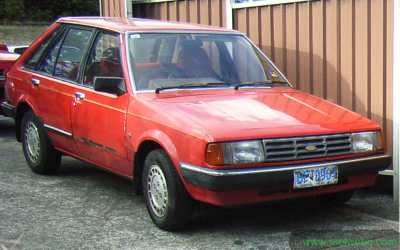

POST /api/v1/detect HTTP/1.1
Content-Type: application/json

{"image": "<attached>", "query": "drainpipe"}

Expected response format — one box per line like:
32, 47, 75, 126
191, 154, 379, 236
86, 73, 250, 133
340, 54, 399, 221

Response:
125, 0, 133, 18
225, 0, 233, 29
99, 0, 103, 16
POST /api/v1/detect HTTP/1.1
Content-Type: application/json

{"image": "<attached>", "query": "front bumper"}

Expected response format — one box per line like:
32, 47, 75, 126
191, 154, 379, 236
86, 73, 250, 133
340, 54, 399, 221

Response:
1, 101, 16, 117
180, 154, 391, 192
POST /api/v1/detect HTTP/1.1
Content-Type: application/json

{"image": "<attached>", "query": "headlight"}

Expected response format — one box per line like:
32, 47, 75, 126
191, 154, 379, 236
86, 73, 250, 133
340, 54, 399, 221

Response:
206, 141, 264, 165
351, 131, 382, 153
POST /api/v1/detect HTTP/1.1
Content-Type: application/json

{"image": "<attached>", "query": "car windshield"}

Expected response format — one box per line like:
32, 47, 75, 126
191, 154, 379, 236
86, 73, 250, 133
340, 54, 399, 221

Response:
127, 33, 287, 91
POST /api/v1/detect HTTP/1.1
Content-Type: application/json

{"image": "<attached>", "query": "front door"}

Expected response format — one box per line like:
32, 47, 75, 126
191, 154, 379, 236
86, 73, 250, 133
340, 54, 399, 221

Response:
71, 31, 130, 176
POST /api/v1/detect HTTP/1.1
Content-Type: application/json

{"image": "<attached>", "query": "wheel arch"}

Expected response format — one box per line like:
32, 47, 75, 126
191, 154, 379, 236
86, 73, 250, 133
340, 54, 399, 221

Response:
132, 131, 180, 194
15, 101, 34, 141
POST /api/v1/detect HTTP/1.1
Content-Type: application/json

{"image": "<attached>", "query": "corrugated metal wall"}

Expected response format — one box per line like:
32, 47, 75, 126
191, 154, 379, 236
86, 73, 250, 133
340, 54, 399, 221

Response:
131, 0, 226, 27
233, 0, 393, 154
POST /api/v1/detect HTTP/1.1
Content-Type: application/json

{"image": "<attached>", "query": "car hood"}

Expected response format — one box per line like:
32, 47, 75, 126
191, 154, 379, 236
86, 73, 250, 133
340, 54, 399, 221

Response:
136, 88, 379, 142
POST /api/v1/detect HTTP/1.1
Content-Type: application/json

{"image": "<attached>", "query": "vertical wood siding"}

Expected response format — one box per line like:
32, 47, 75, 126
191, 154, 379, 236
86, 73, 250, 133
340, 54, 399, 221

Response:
234, 0, 393, 155
132, 0, 226, 27
101, 0, 126, 17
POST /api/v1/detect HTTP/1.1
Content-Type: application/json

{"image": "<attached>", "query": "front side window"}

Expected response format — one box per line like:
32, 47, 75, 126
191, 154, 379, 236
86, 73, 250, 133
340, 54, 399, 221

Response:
54, 28, 93, 82
83, 32, 122, 86
127, 33, 286, 91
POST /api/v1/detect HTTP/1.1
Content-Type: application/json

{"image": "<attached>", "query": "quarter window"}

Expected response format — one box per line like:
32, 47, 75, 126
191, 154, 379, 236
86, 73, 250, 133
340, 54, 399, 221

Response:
83, 32, 122, 86
37, 38, 63, 75
24, 26, 64, 70
54, 28, 93, 82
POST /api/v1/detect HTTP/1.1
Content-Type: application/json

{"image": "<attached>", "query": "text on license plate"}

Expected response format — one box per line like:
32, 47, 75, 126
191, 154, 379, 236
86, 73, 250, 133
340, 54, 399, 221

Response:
294, 166, 338, 189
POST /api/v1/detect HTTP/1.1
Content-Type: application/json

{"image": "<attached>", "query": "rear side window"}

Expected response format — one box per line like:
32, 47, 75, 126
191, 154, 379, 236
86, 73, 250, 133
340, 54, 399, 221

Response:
54, 28, 93, 82
24, 26, 64, 69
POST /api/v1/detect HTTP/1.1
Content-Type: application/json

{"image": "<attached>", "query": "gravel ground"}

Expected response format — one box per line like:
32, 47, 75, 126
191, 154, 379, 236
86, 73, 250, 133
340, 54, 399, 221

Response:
0, 117, 398, 250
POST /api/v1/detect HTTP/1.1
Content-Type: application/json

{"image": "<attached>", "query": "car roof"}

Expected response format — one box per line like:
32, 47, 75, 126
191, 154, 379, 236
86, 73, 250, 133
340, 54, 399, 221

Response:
58, 17, 238, 34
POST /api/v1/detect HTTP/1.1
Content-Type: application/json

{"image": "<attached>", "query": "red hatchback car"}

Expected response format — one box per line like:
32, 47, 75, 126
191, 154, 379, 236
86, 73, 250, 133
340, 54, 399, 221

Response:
1, 17, 391, 230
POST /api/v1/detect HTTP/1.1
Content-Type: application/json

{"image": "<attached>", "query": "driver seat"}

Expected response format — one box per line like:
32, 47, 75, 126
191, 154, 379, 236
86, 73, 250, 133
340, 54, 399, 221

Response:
177, 41, 216, 78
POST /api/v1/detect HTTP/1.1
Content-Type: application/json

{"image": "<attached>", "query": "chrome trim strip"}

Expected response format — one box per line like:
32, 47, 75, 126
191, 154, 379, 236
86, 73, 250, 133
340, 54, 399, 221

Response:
379, 169, 394, 176
44, 124, 72, 137
1, 102, 15, 110
125, 32, 137, 92
180, 155, 391, 177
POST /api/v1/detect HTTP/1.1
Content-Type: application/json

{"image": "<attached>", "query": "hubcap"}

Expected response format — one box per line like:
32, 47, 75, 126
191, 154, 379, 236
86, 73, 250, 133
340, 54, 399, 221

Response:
147, 164, 168, 218
25, 121, 40, 163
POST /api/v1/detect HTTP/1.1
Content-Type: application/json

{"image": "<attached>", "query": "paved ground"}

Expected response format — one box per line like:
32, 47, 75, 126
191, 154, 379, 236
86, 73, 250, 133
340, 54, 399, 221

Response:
0, 117, 399, 250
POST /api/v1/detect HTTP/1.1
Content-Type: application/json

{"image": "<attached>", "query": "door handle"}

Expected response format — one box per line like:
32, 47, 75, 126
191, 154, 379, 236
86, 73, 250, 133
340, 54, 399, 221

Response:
31, 78, 40, 86
74, 92, 85, 102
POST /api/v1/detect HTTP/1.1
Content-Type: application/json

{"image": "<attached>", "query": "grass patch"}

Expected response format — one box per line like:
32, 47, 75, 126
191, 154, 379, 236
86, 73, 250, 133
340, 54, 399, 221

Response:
0, 25, 48, 45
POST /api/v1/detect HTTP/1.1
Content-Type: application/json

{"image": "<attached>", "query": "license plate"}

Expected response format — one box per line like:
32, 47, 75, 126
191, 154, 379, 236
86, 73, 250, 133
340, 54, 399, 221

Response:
294, 166, 338, 189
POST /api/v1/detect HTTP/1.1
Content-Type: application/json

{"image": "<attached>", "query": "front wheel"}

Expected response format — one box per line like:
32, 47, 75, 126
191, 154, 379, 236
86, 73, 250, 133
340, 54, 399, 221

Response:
142, 149, 193, 230
21, 111, 61, 174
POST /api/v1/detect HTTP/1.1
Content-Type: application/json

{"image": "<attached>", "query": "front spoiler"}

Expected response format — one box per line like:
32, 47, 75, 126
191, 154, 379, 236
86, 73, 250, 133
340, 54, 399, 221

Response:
180, 154, 392, 191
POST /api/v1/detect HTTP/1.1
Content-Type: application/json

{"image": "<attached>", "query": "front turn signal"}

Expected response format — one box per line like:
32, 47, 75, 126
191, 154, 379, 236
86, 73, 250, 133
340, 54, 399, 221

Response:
205, 143, 224, 166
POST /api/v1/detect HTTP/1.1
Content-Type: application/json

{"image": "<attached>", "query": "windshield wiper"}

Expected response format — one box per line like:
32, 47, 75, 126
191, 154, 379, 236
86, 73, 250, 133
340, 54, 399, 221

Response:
155, 82, 230, 94
234, 80, 289, 90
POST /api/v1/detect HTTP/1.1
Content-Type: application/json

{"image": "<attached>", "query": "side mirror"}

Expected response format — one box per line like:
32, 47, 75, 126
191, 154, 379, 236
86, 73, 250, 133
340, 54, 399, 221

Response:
13, 46, 28, 55
93, 77, 126, 96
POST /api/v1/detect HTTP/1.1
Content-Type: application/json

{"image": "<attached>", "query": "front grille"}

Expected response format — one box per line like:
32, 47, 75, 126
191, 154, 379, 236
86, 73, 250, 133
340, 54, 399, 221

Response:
263, 134, 352, 162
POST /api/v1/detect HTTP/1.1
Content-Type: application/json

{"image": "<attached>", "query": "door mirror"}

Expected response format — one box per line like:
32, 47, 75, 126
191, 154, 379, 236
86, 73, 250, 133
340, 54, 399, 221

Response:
13, 46, 28, 55
93, 77, 126, 96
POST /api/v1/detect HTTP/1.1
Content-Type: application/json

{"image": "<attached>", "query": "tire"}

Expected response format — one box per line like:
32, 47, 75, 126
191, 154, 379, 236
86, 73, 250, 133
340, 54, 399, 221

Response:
319, 190, 354, 204
142, 149, 193, 230
21, 110, 61, 174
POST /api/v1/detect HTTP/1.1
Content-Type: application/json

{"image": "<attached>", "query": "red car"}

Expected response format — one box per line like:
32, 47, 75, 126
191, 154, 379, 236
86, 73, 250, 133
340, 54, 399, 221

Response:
1, 17, 391, 230
0, 46, 20, 112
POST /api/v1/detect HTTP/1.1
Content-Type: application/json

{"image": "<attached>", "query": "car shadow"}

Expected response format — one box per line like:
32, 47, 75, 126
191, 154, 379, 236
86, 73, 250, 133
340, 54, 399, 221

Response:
57, 157, 136, 197
54, 156, 346, 232
189, 196, 341, 232
0, 117, 15, 139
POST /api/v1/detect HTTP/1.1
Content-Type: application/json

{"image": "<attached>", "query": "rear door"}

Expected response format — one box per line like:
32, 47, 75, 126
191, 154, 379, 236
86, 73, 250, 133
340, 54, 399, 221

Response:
23, 25, 94, 154
71, 31, 130, 175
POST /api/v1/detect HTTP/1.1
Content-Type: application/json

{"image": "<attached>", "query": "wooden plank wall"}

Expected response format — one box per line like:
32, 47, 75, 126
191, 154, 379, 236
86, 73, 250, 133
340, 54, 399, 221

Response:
101, 0, 126, 17
234, 0, 393, 155
131, 0, 226, 27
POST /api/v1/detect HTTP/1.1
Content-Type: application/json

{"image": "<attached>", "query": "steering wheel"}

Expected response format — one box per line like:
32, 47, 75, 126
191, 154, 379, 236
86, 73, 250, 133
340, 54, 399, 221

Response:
160, 63, 185, 79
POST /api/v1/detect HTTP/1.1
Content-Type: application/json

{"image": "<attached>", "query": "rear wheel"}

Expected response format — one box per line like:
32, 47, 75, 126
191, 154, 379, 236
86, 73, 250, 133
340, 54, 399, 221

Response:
21, 111, 61, 174
142, 149, 193, 230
